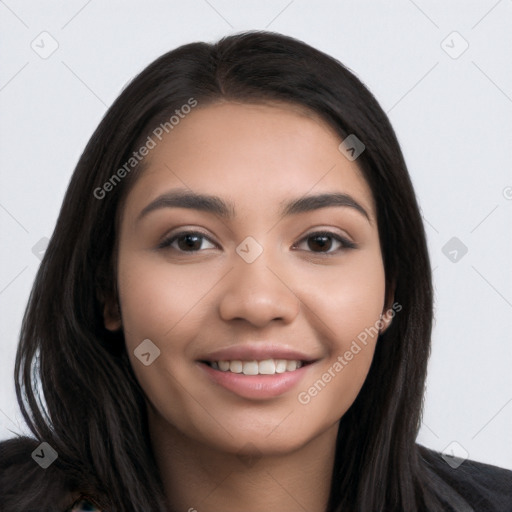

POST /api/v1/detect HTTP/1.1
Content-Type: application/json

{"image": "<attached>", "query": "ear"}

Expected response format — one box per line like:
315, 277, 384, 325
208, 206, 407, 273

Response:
379, 282, 397, 334
103, 297, 122, 331
378, 308, 394, 334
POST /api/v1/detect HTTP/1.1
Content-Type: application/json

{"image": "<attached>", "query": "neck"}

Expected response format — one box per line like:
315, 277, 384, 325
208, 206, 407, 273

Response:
147, 408, 338, 512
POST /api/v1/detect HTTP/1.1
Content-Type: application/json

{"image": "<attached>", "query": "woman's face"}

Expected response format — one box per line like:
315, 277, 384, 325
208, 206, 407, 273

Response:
105, 102, 391, 456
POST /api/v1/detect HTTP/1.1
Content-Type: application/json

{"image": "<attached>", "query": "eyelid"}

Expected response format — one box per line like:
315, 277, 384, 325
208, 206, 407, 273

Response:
157, 228, 218, 250
293, 229, 357, 252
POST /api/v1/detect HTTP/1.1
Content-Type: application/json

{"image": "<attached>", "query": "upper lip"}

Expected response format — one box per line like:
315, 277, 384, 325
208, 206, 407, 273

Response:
198, 343, 318, 363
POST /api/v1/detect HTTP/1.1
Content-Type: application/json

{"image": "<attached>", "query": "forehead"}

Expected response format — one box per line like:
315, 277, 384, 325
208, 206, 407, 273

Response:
122, 102, 375, 222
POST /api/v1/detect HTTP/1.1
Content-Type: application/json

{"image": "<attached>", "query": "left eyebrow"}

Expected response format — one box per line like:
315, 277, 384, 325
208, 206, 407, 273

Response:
136, 188, 371, 224
280, 192, 371, 223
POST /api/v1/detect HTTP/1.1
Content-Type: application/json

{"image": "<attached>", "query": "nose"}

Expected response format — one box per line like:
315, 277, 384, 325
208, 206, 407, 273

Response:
218, 247, 300, 328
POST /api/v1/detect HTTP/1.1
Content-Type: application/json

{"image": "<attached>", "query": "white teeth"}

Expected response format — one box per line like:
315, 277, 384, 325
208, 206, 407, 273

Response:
275, 359, 287, 373
243, 361, 259, 375
286, 360, 297, 372
258, 359, 276, 375
229, 360, 243, 373
218, 361, 230, 371
209, 358, 305, 375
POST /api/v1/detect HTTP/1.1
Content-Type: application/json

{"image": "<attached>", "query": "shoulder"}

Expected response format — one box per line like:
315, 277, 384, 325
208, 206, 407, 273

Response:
0, 435, 101, 512
417, 443, 512, 512
65, 498, 103, 511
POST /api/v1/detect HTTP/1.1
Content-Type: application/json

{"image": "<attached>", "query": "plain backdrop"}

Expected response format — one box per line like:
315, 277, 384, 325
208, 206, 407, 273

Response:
1, 0, 511, 470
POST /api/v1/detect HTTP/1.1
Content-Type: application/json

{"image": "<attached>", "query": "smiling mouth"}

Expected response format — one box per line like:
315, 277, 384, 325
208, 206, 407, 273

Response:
200, 358, 313, 375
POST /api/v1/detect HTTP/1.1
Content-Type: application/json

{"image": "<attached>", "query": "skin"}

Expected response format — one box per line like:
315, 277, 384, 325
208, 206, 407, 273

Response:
104, 102, 393, 512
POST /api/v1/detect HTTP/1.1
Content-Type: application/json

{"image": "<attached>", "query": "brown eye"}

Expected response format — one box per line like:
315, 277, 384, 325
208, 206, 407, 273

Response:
307, 233, 333, 252
294, 231, 356, 254
158, 231, 216, 252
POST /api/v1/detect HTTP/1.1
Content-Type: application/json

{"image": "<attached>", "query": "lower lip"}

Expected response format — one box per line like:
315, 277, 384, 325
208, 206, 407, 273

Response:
198, 362, 312, 400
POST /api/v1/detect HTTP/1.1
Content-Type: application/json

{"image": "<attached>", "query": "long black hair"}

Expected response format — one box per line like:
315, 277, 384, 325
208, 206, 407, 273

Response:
11, 30, 440, 511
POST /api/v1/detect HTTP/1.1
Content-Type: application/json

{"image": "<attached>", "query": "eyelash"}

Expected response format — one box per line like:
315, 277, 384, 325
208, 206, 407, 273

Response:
157, 230, 357, 255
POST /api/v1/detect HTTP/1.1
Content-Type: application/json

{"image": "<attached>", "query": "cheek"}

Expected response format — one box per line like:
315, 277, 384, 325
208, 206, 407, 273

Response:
293, 251, 385, 417
115, 253, 215, 398
115, 253, 223, 435
116, 253, 222, 344
296, 249, 386, 348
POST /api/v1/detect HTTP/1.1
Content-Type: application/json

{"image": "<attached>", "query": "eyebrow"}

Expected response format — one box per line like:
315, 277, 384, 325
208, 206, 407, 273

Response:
136, 188, 371, 224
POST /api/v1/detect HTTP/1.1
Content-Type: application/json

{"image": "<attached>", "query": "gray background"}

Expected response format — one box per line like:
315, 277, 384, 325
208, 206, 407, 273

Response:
1, 0, 511, 469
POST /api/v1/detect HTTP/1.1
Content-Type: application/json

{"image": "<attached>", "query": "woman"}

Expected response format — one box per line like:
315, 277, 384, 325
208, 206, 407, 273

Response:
1, 31, 510, 512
